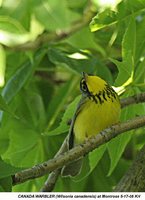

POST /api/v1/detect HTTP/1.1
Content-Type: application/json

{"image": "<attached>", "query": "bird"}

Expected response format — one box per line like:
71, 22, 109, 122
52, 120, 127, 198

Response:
61, 72, 121, 177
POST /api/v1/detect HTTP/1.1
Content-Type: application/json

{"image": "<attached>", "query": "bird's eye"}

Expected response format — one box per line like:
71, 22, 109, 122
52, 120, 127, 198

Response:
80, 79, 88, 92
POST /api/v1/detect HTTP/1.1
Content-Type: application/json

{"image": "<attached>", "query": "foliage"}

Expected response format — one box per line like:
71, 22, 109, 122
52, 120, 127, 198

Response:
0, 0, 145, 192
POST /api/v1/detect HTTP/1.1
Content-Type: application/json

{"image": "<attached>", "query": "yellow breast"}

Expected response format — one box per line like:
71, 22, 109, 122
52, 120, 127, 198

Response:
73, 95, 121, 144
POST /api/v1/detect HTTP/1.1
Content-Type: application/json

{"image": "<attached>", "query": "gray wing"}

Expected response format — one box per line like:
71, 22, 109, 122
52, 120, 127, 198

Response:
61, 96, 87, 177
68, 96, 87, 149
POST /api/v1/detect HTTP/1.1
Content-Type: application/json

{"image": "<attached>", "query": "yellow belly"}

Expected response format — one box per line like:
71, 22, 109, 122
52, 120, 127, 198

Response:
73, 98, 121, 144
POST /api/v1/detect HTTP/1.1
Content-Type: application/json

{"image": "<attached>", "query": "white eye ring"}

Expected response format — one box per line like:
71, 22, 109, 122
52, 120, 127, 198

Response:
82, 83, 87, 91
80, 79, 88, 92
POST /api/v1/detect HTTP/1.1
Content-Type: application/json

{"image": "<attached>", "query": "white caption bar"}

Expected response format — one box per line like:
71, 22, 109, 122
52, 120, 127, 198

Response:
0, 192, 144, 200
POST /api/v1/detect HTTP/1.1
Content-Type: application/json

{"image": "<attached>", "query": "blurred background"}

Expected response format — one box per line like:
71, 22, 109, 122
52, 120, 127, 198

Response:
0, 0, 145, 192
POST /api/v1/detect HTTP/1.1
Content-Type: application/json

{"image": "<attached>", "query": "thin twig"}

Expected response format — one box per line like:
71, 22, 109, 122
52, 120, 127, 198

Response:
40, 138, 68, 192
12, 115, 145, 186
40, 169, 61, 192
6, 1, 95, 51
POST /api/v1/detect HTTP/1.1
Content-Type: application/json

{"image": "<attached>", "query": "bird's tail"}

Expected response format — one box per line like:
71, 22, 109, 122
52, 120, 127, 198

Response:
61, 158, 83, 177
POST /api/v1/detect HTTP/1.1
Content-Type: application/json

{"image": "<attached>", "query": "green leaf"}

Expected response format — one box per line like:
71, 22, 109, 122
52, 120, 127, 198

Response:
0, 48, 46, 122
45, 95, 81, 136
90, 0, 145, 32
22, 90, 46, 130
73, 145, 106, 182
0, 158, 22, 179
0, 16, 26, 34
48, 47, 98, 74
34, 0, 80, 31
0, 176, 12, 192
0, 45, 6, 87
67, 27, 106, 57
0, 16, 30, 46
122, 17, 136, 63
135, 17, 145, 63
86, 152, 115, 192
89, 144, 106, 173
0, 94, 17, 120
2, 49, 46, 103
112, 158, 131, 184
75, 144, 106, 181
107, 132, 132, 176
0, 139, 9, 155
45, 76, 79, 133
112, 17, 136, 86
2, 122, 41, 168
90, 9, 117, 32
0, 94, 13, 114
110, 58, 132, 87
134, 58, 145, 84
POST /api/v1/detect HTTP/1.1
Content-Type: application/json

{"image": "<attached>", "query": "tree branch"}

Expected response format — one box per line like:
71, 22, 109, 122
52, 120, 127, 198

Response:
7, 1, 95, 51
120, 92, 145, 108
114, 144, 145, 192
39, 92, 145, 192
12, 115, 145, 186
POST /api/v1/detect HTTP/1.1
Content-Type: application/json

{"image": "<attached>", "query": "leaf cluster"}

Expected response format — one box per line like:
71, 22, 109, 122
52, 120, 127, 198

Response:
0, 0, 145, 192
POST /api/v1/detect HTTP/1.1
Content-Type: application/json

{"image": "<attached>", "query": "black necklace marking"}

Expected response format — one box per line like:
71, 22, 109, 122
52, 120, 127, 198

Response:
104, 84, 117, 102
80, 78, 118, 104
90, 84, 117, 104
95, 91, 104, 104
89, 93, 98, 104
102, 90, 107, 101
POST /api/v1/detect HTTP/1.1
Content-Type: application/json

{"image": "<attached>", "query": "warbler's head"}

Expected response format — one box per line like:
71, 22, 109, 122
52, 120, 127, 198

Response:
80, 72, 106, 96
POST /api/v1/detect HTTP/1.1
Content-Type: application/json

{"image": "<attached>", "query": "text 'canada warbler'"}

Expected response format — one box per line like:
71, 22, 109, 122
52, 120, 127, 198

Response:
61, 72, 121, 177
